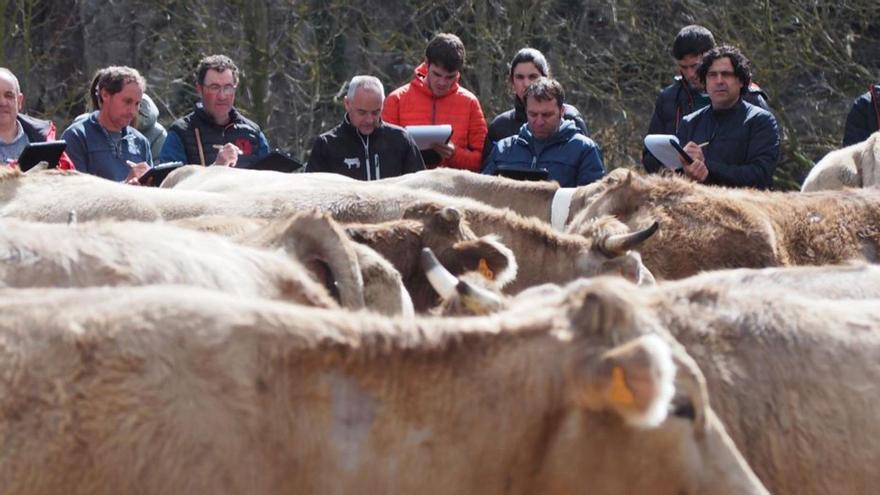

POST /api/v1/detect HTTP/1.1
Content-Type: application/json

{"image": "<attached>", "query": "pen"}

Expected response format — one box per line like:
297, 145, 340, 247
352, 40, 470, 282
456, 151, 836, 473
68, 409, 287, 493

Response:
698, 141, 710, 148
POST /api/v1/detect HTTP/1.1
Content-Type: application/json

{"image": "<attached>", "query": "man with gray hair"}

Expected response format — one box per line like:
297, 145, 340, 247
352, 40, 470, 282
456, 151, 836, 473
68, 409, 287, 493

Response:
306, 75, 424, 180
0, 67, 74, 169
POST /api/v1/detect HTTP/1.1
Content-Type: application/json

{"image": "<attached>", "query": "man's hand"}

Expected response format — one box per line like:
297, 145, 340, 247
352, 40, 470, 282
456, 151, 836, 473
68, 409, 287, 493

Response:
682, 141, 705, 164
682, 157, 708, 183
125, 160, 151, 186
431, 142, 455, 160
212, 143, 242, 167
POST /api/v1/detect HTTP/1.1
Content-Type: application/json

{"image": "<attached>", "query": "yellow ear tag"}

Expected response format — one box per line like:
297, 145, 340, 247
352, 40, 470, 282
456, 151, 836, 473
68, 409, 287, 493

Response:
478, 258, 495, 281
607, 366, 635, 406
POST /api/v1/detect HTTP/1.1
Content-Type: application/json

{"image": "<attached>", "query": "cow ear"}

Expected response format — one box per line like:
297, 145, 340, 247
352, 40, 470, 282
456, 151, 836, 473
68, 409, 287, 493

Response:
444, 235, 518, 287
599, 251, 656, 285
571, 334, 677, 429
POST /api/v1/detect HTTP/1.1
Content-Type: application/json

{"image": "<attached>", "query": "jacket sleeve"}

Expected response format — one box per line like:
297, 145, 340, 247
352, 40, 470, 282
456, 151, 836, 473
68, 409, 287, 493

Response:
402, 133, 426, 174
445, 97, 488, 172
577, 143, 606, 185
61, 126, 88, 173
381, 92, 402, 127
304, 136, 327, 173
642, 92, 668, 174
158, 130, 187, 164
705, 112, 779, 189
842, 93, 873, 147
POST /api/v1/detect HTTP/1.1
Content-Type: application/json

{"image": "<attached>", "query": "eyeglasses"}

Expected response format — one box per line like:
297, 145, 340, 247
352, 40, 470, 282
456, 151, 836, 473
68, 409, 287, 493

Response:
204, 84, 237, 95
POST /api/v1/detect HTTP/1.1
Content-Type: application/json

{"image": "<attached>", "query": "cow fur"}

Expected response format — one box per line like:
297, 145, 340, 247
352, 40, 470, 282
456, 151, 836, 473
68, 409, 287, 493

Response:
801, 131, 880, 191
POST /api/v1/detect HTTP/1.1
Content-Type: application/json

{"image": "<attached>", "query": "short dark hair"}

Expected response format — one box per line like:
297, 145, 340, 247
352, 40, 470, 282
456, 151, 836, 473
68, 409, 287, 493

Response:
671, 25, 715, 60
195, 54, 239, 86
425, 33, 466, 72
508, 48, 551, 81
89, 66, 146, 110
524, 77, 564, 108
697, 45, 752, 90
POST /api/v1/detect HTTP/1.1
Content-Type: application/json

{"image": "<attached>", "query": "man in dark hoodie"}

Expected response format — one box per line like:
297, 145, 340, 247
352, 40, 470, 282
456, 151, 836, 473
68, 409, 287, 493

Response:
482, 77, 604, 187
643, 25, 771, 173
842, 83, 879, 146
305, 75, 424, 180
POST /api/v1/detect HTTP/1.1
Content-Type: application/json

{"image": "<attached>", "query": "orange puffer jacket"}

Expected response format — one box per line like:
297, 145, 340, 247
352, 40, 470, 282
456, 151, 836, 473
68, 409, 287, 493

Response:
382, 62, 488, 171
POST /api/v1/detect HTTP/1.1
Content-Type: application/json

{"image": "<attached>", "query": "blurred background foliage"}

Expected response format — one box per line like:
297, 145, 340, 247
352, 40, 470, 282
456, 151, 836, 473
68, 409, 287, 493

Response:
0, 0, 877, 189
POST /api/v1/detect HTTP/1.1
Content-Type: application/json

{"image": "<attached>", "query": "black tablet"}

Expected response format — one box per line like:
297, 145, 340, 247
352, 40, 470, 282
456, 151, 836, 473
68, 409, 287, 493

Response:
246, 150, 303, 173
494, 165, 551, 182
138, 161, 186, 186
17, 140, 66, 171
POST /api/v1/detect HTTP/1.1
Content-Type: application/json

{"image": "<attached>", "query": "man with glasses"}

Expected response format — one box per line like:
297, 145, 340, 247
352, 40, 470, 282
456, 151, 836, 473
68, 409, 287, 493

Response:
159, 54, 269, 168
675, 45, 779, 189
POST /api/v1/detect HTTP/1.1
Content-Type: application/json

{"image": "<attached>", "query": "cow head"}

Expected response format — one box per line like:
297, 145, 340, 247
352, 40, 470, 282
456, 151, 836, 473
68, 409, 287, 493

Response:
533, 278, 768, 494
571, 215, 658, 285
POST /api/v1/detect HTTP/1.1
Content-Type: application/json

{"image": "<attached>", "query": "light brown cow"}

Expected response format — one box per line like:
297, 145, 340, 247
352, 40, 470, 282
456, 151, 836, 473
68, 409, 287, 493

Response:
427, 265, 880, 495
568, 170, 880, 279
1, 167, 656, 291
0, 217, 338, 309
801, 131, 880, 191
0, 284, 768, 495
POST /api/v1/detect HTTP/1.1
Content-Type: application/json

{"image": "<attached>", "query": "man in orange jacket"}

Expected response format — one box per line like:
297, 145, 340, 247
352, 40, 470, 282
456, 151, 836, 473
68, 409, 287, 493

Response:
382, 33, 487, 172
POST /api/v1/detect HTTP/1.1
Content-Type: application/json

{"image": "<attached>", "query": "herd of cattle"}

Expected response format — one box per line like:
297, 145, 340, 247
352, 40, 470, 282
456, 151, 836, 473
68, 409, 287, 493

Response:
2, 133, 880, 494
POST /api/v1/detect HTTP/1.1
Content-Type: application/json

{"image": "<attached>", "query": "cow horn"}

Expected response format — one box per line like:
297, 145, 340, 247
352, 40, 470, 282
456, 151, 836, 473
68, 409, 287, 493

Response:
600, 221, 659, 256
67, 210, 77, 226
439, 206, 461, 223
421, 247, 457, 300
456, 279, 505, 315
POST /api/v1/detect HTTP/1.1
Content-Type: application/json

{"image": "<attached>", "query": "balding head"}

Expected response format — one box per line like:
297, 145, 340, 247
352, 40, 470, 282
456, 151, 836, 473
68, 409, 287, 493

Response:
0, 68, 24, 134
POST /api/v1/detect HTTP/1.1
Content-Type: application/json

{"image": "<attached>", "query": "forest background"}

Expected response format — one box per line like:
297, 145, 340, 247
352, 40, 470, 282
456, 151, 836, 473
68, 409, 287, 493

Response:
0, 0, 877, 190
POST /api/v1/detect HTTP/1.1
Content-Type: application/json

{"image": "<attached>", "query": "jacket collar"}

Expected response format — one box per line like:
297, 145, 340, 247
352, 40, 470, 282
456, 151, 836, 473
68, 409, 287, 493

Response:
410, 62, 461, 99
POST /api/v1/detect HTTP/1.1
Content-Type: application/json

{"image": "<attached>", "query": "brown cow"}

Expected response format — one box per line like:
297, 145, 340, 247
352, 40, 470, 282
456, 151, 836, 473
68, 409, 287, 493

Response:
0, 284, 768, 495
1, 167, 656, 292
0, 217, 339, 309
568, 170, 880, 279
426, 263, 880, 495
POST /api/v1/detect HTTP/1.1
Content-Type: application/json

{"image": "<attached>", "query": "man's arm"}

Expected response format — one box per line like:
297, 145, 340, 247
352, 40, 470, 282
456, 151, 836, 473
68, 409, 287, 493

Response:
481, 142, 503, 177
381, 92, 402, 127
401, 133, 426, 174
705, 112, 780, 189
642, 92, 669, 174
576, 141, 606, 186
304, 136, 327, 173
257, 131, 270, 158
445, 97, 487, 171
158, 130, 188, 164
61, 126, 88, 173
842, 93, 873, 147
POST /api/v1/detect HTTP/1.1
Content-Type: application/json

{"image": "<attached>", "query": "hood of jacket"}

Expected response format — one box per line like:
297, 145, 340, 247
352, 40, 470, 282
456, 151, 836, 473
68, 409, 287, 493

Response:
137, 93, 159, 130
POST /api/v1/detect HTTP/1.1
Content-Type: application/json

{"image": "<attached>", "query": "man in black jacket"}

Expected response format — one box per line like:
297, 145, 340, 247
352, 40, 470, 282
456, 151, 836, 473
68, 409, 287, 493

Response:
842, 83, 879, 146
159, 55, 269, 168
643, 25, 771, 173
675, 45, 779, 190
306, 75, 424, 180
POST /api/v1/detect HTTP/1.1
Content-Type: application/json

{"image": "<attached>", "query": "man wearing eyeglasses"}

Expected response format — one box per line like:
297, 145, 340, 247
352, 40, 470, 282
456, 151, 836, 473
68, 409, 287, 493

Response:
159, 54, 269, 168
674, 45, 779, 190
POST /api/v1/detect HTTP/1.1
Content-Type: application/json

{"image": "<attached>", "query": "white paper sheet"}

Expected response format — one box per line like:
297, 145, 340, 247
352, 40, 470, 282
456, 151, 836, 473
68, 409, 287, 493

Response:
406, 125, 453, 150
644, 134, 685, 170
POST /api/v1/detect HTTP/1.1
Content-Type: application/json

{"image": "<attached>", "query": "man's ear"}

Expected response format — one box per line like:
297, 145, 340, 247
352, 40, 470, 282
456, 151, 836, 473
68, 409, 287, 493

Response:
570, 334, 677, 429
16, 93, 24, 112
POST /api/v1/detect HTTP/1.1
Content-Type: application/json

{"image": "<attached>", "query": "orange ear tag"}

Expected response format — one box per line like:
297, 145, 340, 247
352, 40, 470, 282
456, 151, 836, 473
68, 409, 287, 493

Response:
478, 258, 495, 280
607, 366, 635, 406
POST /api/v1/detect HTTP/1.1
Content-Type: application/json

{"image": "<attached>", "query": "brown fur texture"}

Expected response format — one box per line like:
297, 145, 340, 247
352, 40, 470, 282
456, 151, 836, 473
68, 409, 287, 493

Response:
802, 131, 880, 191
0, 217, 336, 308
0, 283, 767, 495
568, 171, 880, 279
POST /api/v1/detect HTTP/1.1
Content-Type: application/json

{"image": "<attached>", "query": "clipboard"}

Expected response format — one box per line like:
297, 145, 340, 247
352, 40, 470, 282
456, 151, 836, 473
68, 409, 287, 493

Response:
644, 134, 685, 170
405, 125, 452, 150
17, 141, 66, 171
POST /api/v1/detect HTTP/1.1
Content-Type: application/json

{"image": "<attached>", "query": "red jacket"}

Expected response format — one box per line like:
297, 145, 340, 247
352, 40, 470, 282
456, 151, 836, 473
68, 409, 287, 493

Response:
382, 62, 487, 171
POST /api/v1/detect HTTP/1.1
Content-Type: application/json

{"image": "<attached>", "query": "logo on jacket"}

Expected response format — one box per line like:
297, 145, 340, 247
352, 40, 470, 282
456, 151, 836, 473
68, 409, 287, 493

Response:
344, 158, 361, 169
235, 138, 253, 155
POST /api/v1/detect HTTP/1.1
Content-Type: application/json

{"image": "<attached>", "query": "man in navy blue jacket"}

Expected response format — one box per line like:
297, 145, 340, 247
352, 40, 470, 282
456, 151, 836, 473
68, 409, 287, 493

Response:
675, 45, 779, 189
482, 78, 604, 187
643, 25, 771, 174
842, 83, 879, 146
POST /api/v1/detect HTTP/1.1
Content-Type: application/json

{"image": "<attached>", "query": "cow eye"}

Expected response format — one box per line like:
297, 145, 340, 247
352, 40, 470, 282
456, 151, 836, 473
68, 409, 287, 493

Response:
671, 398, 696, 421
